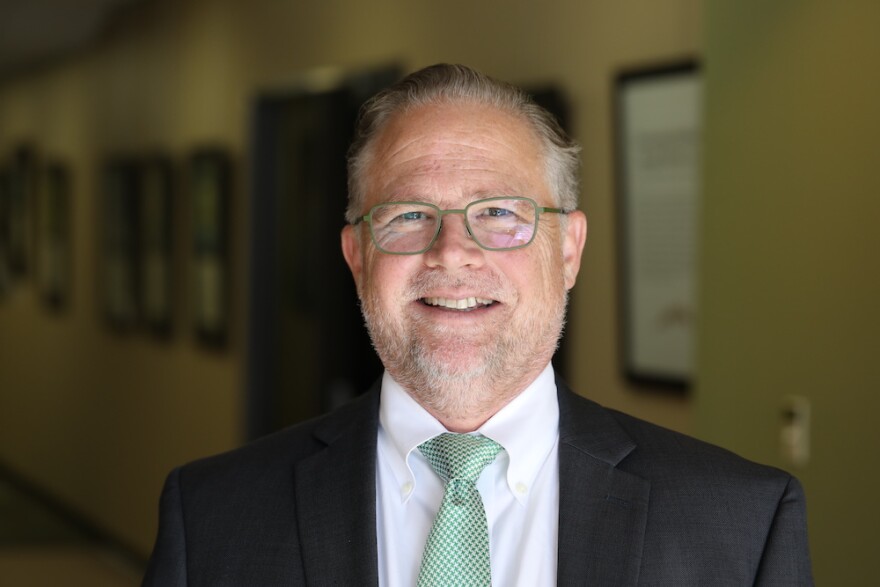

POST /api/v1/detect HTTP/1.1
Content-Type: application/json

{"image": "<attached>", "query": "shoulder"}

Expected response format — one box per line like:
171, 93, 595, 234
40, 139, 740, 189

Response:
610, 405, 792, 486
145, 388, 381, 584
555, 387, 812, 582
557, 382, 796, 492
175, 388, 380, 497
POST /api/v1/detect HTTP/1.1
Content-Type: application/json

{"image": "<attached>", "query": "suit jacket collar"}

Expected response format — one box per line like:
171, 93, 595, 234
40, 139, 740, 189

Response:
291, 378, 650, 587
294, 384, 382, 586
556, 376, 650, 586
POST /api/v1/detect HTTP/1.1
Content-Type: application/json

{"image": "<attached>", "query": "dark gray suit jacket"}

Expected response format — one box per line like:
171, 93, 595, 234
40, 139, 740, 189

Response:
143, 379, 813, 586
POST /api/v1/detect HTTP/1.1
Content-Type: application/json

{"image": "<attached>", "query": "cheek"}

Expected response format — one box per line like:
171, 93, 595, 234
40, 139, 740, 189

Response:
363, 254, 414, 304
530, 243, 568, 302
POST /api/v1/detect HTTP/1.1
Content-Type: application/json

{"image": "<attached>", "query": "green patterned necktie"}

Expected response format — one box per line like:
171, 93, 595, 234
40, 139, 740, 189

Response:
417, 433, 504, 587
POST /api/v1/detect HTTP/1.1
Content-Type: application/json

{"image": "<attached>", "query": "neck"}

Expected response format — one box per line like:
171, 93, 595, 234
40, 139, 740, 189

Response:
399, 366, 546, 433
427, 406, 501, 433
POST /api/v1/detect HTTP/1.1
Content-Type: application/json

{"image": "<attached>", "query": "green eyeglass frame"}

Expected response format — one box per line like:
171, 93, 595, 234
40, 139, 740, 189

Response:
353, 196, 570, 255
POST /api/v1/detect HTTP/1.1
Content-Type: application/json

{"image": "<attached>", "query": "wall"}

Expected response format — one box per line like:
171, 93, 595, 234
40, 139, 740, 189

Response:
0, 0, 701, 554
696, 1, 880, 583
0, 2, 248, 555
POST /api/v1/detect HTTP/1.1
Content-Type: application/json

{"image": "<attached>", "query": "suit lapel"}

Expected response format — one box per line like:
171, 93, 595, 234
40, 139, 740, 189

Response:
289, 379, 649, 586
294, 388, 381, 586
555, 380, 650, 587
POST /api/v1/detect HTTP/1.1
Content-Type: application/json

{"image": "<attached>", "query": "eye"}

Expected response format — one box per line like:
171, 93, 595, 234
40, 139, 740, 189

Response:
473, 206, 524, 224
395, 210, 430, 222
483, 207, 514, 218
376, 205, 437, 232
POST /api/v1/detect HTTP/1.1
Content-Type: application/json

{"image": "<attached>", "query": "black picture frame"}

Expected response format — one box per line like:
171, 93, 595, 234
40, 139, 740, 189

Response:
0, 165, 11, 296
614, 60, 702, 391
139, 157, 175, 336
36, 163, 72, 309
190, 149, 230, 348
8, 147, 37, 277
100, 159, 140, 330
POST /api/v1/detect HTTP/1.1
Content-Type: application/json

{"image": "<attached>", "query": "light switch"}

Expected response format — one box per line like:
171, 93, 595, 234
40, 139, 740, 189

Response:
780, 395, 810, 467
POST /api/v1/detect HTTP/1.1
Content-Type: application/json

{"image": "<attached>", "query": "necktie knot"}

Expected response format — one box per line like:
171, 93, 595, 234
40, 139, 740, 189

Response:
418, 433, 503, 484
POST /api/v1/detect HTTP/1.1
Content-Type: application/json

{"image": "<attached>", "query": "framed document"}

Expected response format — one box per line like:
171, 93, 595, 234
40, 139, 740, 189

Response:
190, 149, 230, 348
101, 159, 140, 329
37, 163, 71, 309
140, 157, 175, 336
615, 61, 702, 389
0, 166, 11, 296
8, 147, 37, 277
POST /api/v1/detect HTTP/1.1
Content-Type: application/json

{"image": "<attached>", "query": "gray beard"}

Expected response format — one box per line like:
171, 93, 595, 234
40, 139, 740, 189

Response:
359, 272, 568, 421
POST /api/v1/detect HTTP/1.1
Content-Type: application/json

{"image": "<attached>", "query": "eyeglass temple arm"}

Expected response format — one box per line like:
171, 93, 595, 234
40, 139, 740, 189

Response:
538, 207, 570, 215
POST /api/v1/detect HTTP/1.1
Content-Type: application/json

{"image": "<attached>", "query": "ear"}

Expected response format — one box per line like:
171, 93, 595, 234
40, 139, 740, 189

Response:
561, 210, 587, 290
341, 224, 365, 288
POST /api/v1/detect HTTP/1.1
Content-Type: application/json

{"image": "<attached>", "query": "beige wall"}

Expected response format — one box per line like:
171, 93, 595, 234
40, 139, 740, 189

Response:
0, 0, 701, 555
697, 1, 880, 583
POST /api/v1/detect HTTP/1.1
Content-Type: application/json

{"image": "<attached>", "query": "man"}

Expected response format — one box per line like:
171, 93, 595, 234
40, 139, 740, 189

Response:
143, 64, 812, 586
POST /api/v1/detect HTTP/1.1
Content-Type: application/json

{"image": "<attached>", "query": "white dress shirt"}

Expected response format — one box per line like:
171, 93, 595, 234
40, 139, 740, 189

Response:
376, 363, 560, 587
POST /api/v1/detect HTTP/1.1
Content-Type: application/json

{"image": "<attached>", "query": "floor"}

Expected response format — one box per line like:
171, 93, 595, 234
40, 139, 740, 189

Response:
0, 475, 144, 586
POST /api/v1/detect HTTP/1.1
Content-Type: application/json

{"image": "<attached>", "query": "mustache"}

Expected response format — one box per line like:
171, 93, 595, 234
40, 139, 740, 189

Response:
405, 269, 508, 300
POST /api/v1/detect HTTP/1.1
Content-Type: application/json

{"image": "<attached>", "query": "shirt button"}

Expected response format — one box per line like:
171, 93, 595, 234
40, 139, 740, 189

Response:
402, 482, 414, 496
516, 482, 528, 495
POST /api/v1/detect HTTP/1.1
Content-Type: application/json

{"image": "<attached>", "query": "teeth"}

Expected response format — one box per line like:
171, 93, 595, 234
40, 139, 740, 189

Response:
423, 296, 495, 310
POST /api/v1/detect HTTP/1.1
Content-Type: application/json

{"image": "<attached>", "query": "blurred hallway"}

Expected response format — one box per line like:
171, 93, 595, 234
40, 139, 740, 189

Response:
1, 0, 879, 583
0, 474, 142, 586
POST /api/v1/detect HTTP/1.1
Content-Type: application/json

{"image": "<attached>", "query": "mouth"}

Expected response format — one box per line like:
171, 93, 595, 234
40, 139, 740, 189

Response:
420, 296, 497, 311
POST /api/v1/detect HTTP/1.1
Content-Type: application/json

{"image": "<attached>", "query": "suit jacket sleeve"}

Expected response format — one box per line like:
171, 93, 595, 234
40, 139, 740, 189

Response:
754, 475, 813, 586
142, 467, 188, 587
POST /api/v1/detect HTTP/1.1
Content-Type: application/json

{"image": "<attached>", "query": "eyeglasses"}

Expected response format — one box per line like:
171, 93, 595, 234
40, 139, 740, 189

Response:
354, 196, 570, 255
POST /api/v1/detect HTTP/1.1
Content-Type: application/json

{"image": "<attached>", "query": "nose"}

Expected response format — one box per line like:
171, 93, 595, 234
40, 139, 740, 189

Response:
423, 213, 486, 270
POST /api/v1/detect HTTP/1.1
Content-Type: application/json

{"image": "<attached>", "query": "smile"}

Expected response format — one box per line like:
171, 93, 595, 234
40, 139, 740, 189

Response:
421, 297, 496, 310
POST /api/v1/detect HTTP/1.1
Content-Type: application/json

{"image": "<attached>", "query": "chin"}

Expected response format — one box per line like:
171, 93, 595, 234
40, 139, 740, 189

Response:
415, 354, 490, 382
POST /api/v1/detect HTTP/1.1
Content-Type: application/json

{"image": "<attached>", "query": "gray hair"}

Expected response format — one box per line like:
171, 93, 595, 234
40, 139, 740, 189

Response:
345, 63, 581, 224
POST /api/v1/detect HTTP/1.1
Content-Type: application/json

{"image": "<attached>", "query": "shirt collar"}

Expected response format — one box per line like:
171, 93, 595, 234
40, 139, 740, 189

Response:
377, 363, 559, 505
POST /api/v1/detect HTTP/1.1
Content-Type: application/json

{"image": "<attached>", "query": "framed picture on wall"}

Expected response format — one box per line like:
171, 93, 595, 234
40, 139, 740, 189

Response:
101, 159, 140, 329
614, 60, 702, 390
36, 163, 72, 309
8, 147, 37, 277
0, 166, 11, 296
140, 157, 175, 336
190, 149, 230, 348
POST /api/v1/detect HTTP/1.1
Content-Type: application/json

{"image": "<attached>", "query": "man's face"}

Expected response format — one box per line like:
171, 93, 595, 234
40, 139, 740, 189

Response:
342, 102, 586, 427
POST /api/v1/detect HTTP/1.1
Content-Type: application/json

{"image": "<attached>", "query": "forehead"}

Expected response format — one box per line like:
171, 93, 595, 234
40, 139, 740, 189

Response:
362, 101, 548, 205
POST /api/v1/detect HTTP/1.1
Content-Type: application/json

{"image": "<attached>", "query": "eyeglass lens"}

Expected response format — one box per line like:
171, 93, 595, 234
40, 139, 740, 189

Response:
369, 198, 538, 254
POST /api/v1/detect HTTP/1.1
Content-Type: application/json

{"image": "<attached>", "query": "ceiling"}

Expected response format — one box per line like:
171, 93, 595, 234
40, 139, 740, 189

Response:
0, 0, 141, 81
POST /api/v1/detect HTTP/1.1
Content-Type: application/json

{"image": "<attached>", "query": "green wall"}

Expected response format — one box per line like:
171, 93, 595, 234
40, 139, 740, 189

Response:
696, 2, 880, 583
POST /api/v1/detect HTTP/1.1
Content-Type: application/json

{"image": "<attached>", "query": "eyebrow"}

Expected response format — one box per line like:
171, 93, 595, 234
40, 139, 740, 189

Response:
382, 190, 525, 205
